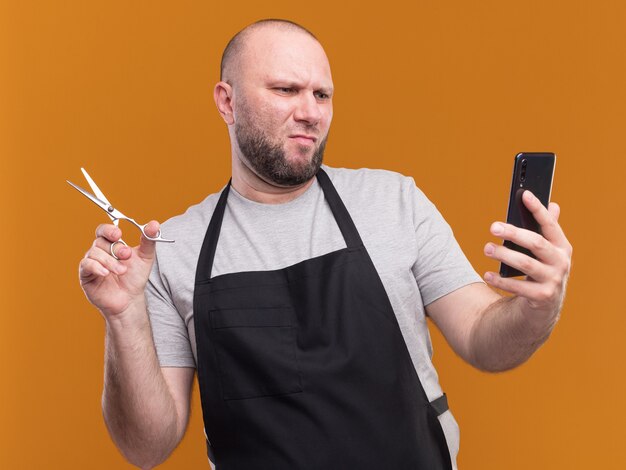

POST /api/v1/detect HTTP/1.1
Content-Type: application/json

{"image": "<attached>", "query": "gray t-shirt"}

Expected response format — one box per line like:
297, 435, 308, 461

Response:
146, 165, 482, 469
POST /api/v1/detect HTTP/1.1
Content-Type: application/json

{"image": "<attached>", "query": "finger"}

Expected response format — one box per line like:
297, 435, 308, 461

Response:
137, 220, 160, 261
484, 271, 556, 303
484, 242, 547, 281
522, 191, 567, 245
79, 256, 111, 281
111, 241, 132, 260
546, 201, 573, 258
490, 222, 560, 264
92, 237, 132, 261
85, 246, 127, 275
95, 224, 123, 243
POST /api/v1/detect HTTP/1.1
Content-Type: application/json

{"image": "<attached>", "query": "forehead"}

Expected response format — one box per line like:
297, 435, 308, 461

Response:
239, 28, 333, 86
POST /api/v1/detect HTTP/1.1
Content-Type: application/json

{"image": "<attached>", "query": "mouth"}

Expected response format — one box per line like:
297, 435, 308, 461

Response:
289, 134, 318, 145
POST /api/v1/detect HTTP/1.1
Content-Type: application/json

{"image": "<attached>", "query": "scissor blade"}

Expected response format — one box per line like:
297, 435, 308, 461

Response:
79, 168, 118, 224
81, 168, 112, 206
67, 180, 119, 217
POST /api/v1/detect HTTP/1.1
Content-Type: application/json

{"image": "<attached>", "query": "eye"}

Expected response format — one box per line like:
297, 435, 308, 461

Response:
314, 91, 332, 100
275, 87, 296, 95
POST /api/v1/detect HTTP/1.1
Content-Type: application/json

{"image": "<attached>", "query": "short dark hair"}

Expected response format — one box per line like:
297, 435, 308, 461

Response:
220, 19, 318, 82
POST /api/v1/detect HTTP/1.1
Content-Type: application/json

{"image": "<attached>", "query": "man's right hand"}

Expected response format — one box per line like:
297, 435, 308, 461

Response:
80, 220, 193, 468
79, 220, 160, 318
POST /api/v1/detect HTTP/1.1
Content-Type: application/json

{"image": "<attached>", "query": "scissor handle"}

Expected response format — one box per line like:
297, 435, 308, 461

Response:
139, 224, 175, 243
122, 217, 175, 243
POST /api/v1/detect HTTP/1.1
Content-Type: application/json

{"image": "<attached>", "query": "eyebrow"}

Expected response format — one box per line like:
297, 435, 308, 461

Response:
267, 80, 334, 94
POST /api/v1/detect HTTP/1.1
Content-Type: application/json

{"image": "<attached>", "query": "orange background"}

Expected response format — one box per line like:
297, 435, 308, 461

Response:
2, 1, 625, 469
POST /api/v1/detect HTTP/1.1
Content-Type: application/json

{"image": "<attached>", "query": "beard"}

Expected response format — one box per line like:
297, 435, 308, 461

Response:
234, 109, 328, 187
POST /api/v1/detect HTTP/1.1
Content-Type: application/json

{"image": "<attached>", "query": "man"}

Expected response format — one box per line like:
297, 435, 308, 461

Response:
79, 19, 572, 470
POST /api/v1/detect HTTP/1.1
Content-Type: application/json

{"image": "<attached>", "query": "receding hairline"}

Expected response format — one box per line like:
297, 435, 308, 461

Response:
220, 19, 319, 82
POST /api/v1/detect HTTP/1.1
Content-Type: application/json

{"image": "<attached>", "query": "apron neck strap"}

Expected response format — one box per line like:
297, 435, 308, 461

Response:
195, 179, 231, 284
315, 168, 363, 249
195, 168, 363, 283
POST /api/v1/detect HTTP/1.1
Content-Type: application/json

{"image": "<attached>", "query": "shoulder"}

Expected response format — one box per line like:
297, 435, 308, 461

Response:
323, 165, 413, 189
321, 165, 432, 215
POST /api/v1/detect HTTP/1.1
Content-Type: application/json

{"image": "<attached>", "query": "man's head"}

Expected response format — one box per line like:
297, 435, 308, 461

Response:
214, 20, 334, 187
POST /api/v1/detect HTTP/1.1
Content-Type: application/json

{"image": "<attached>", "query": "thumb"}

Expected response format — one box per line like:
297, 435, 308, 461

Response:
548, 202, 561, 222
137, 220, 160, 260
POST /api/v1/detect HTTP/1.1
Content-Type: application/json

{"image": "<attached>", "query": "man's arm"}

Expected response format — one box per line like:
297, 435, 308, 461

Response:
426, 191, 573, 372
80, 223, 194, 468
103, 305, 194, 468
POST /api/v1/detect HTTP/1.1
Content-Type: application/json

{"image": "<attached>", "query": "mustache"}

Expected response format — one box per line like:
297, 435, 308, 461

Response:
291, 124, 320, 135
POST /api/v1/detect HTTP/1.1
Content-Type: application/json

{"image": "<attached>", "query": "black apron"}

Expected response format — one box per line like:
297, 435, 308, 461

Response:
193, 169, 453, 470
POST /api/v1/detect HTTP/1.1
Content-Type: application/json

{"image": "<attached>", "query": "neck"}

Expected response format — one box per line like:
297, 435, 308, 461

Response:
231, 154, 316, 204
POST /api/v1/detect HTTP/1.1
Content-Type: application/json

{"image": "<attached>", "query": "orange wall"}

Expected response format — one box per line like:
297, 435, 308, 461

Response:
2, 1, 624, 469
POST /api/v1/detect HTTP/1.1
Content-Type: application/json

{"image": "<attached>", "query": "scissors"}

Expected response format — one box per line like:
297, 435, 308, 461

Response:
67, 168, 175, 258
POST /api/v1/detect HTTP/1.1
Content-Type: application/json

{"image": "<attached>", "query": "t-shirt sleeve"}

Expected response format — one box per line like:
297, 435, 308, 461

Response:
409, 179, 483, 306
145, 253, 196, 368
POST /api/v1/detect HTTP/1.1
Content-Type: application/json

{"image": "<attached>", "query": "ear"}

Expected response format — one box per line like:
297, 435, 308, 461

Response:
214, 81, 235, 125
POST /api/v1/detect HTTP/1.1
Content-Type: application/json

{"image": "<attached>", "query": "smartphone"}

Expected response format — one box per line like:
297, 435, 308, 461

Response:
499, 152, 556, 277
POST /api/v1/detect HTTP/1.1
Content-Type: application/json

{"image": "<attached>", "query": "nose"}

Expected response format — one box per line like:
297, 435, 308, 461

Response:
293, 92, 322, 125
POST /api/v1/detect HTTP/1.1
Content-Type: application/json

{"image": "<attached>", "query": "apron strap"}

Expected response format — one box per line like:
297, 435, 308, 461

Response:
430, 393, 449, 417
195, 180, 231, 283
206, 437, 216, 464
316, 168, 364, 249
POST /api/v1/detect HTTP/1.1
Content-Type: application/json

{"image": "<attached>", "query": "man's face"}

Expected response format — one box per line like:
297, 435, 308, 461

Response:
229, 28, 334, 186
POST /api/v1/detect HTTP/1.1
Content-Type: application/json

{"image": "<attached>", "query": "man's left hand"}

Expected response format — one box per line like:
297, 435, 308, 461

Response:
482, 190, 573, 333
